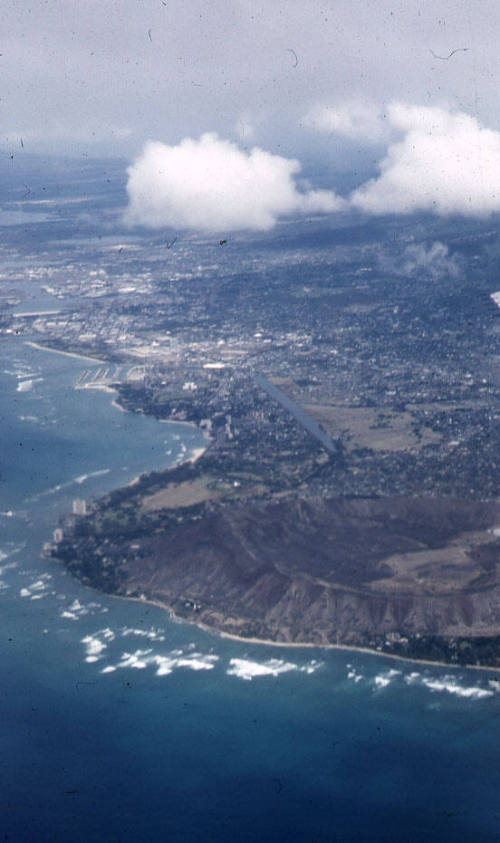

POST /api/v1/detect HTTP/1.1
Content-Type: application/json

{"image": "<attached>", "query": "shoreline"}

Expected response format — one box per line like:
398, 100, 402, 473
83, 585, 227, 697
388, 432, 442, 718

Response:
24, 342, 213, 451
34, 338, 499, 676
125, 446, 207, 488
78, 383, 117, 394
25, 340, 107, 364
111, 400, 208, 485
112, 399, 211, 448
112, 398, 127, 413
112, 591, 500, 675
158, 416, 212, 442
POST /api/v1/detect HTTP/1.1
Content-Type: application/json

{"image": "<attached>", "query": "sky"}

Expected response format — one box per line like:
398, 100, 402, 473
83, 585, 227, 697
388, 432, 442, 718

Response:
4, 0, 500, 230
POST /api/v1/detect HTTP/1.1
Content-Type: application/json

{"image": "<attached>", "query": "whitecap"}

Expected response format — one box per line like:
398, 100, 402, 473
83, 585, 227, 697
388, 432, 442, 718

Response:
403, 671, 495, 699
60, 598, 105, 620
17, 380, 32, 392
30, 578, 51, 589
173, 654, 218, 671
100, 647, 219, 677
75, 468, 110, 485
19, 575, 51, 599
152, 652, 218, 676
100, 628, 115, 641
373, 669, 401, 689
490, 291, 500, 309
116, 649, 153, 669
154, 657, 176, 676
227, 657, 300, 681
36, 468, 110, 499
0, 559, 19, 575
81, 634, 108, 663
303, 660, 321, 675
421, 676, 494, 700
120, 626, 165, 642
15, 370, 37, 379
80, 628, 116, 663
82, 636, 107, 655
16, 377, 43, 392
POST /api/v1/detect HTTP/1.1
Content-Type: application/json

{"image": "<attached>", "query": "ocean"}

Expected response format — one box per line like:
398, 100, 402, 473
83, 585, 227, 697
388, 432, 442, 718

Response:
1, 336, 499, 842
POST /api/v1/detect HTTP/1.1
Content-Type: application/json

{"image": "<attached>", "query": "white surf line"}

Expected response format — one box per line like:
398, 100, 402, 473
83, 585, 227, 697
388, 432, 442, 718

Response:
226, 657, 322, 681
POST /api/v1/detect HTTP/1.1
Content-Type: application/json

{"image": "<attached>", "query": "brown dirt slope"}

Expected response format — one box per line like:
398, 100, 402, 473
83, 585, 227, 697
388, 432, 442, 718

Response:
122, 496, 500, 645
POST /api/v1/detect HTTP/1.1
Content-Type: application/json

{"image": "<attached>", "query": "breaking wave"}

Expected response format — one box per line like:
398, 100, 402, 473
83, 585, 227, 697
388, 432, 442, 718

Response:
60, 598, 108, 620
345, 663, 498, 700
226, 657, 322, 681
32, 468, 111, 499
105, 648, 219, 676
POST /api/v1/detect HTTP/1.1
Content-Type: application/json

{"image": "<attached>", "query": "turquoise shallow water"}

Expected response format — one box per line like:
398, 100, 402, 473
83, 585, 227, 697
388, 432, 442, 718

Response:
1, 337, 499, 842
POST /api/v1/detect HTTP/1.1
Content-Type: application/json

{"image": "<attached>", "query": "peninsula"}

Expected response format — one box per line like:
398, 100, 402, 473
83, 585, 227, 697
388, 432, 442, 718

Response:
47, 367, 500, 668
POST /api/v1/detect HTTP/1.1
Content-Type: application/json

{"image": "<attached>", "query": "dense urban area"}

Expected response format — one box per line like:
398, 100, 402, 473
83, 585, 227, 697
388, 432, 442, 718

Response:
3, 159, 500, 665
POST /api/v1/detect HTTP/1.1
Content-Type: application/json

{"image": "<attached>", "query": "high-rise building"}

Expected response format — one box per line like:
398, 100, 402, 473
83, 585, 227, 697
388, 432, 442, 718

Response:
72, 498, 87, 516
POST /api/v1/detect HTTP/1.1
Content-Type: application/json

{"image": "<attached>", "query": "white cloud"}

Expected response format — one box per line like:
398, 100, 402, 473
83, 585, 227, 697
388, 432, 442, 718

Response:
379, 241, 462, 280
124, 133, 344, 232
351, 103, 500, 216
400, 242, 462, 280
304, 101, 389, 142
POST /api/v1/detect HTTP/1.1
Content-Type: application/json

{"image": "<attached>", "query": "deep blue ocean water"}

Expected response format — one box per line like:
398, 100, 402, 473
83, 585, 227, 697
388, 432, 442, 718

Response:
1, 337, 500, 842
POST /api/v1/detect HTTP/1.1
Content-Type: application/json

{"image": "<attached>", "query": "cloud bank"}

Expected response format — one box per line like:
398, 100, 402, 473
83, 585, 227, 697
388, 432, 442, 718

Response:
125, 104, 500, 233
124, 133, 344, 233
350, 103, 500, 215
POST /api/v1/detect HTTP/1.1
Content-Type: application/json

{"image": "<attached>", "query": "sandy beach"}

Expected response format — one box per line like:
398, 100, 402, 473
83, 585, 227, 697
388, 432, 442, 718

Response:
108, 591, 500, 674
189, 446, 207, 463
79, 383, 117, 394
25, 340, 107, 364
